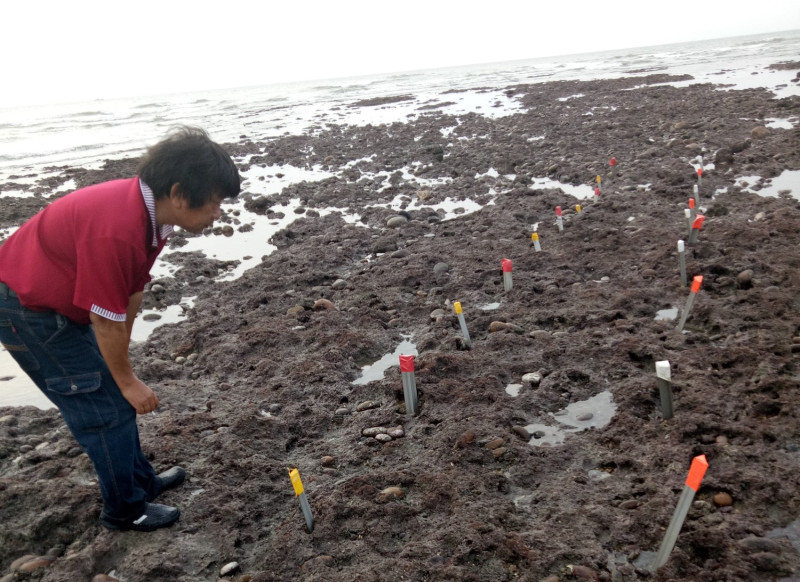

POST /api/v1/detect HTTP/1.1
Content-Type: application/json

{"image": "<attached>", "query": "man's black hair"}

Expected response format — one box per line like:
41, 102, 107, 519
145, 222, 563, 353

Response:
138, 126, 240, 208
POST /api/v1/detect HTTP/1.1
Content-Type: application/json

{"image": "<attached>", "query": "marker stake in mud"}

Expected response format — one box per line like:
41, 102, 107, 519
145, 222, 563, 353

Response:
696, 167, 703, 187
453, 302, 472, 348
594, 186, 600, 198
684, 208, 691, 230
595, 175, 602, 194
288, 468, 314, 533
609, 156, 617, 178
555, 206, 563, 232
677, 240, 687, 287
575, 204, 582, 215
502, 258, 513, 292
399, 355, 418, 415
531, 232, 542, 252
693, 184, 699, 206
688, 198, 696, 222
656, 360, 674, 419
677, 276, 703, 332
652, 455, 709, 571
688, 214, 705, 244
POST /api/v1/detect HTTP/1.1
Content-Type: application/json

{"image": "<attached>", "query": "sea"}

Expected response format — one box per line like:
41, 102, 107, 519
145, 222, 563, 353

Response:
1, 29, 799, 408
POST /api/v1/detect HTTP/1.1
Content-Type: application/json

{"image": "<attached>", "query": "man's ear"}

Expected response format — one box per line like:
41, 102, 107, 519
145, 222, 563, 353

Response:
169, 183, 185, 207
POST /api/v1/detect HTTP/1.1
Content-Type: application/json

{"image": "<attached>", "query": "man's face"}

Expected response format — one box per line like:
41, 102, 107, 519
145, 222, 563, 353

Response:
175, 193, 223, 234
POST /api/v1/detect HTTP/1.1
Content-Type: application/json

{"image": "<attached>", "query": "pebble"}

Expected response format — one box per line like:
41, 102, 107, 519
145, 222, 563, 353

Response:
492, 447, 507, 458
489, 321, 511, 332
378, 486, 405, 501
713, 492, 733, 507
220, 562, 240, 576
286, 305, 304, 316
142, 313, 161, 322
429, 308, 446, 321
619, 500, 640, 510
362, 426, 388, 437
10, 555, 40, 571
529, 330, 551, 340
433, 262, 450, 275
522, 372, 542, 386
332, 279, 348, 290
92, 575, 119, 582
454, 431, 476, 448
511, 426, 530, 440
0, 414, 16, 425
321, 456, 336, 467
715, 435, 728, 446
736, 269, 754, 288
792, 337, 800, 344
334, 407, 350, 416
17, 558, 52, 573
375, 434, 393, 443
540, 577, 560, 582
356, 401, 379, 412
386, 216, 408, 228
568, 564, 599, 580
388, 427, 405, 438
485, 438, 505, 450
577, 413, 594, 422
19, 445, 33, 453
313, 298, 334, 310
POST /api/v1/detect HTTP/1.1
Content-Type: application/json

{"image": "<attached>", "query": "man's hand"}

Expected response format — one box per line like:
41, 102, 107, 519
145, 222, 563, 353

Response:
118, 377, 159, 414
90, 310, 157, 415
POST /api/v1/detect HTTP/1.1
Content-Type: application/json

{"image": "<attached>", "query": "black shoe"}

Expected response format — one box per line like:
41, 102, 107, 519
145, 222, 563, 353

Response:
150, 466, 186, 501
100, 503, 180, 532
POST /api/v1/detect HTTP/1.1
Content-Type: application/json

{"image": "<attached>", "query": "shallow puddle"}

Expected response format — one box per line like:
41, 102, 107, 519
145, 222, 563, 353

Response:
525, 390, 617, 447
352, 337, 418, 385
655, 307, 678, 321
505, 383, 522, 397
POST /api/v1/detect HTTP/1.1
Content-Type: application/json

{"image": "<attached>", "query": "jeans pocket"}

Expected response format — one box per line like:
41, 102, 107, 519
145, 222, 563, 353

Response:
46, 372, 121, 432
0, 319, 40, 373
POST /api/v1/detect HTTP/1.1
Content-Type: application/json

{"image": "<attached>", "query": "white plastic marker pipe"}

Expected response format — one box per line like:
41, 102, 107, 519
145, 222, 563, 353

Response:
453, 301, 471, 348
652, 455, 709, 571
399, 355, 418, 415
678, 240, 687, 287
555, 206, 563, 232
288, 468, 314, 533
693, 184, 699, 206
656, 360, 673, 419
684, 209, 691, 230
677, 275, 703, 332
595, 175, 602, 194
502, 258, 513, 292
531, 232, 542, 252
688, 214, 705, 244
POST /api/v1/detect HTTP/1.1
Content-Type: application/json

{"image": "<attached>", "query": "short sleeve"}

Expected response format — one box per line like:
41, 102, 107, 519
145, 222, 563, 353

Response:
72, 237, 142, 321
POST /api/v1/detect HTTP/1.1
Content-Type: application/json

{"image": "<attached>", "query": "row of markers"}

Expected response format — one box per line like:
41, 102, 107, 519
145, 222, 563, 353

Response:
288, 158, 709, 572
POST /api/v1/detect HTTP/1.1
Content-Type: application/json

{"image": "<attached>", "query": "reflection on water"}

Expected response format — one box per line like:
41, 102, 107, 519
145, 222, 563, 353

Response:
352, 337, 418, 385
526, 390, 617, 447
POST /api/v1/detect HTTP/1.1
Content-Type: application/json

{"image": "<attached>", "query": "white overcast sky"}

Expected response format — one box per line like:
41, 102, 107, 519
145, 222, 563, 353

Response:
2, 0, 799, 108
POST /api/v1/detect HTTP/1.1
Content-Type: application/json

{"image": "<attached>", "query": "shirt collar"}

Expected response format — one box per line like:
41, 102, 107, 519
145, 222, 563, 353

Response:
139, 179, 173, 248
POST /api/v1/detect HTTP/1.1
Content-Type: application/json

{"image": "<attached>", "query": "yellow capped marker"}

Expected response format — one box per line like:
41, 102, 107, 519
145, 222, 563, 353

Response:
288, 468, 314, 533
575, 204, 582, 213
596, 175, 602, 184
531, 232, 541, 252
453, 301, 471, 348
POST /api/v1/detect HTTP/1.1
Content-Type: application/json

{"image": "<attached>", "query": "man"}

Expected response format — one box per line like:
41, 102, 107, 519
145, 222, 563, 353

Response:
0, 127, 240, 532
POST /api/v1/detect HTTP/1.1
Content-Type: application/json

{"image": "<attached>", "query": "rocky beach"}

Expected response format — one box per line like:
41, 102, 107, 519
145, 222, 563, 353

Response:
1, 63, 800, 581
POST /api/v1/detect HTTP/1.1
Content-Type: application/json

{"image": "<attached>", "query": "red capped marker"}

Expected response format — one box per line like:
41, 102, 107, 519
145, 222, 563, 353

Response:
502, 258, 513, 292
688, 214, 705, 244
399, 355, 418, 414
555, 206, 563, 232
677, 275, 703, 332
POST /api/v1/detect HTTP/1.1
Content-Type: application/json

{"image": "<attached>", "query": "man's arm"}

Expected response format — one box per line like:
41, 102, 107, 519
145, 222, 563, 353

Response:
126, 291, 143, 342
90, 302, 158, 414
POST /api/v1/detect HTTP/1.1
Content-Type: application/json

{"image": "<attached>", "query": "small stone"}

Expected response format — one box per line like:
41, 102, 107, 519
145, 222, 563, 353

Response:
492, 447, 507, 458
334, 407, 350, 416
377, 486, 405, 501
620, 499, 640, 510
0, 414, 16, 425
142, 313, 162, 322
10, 555, 40, 571
356, 401, 378, 412
489, 321, 511, 333
511, 426, 530, 440
375, 434, 392, 443
713, 492, 733, 507
388, 427, 405, 438
175, 356, 186, 364
792, 337, 800, 344
362, 426, 388, 437
313, 298, 334, 310
387, 216, 408, 228
429, 309, 446, 321
485, 438, 505, 450
332, 279, 348, 290
540, 577, 560, 582
18, 558, 52, 573
286, 305, 305, 316
433, 262, 450, 275
715, 435, 728, 446
220, 225, 234, 237
750, 126, 769, 139
568, 564, 599, 580
19, 444, 33, 453
522, 372, 542, 386
529, 330, 551, 340
454, 431, 476, 448
321, 456, 336, 467
220, 562, 240, 577
577, 413, 593, 421
92, 575, 118, 582
736, 269, 754, 289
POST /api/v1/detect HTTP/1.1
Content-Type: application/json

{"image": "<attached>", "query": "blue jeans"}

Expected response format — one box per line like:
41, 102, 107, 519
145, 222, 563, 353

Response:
0, 285, 158, 520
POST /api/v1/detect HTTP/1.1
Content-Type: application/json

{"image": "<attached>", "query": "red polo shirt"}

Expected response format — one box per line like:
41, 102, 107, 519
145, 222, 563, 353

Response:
0, 177, 168, 325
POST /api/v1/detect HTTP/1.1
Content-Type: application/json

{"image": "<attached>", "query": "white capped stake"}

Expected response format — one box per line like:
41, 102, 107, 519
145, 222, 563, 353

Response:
677, 240, 687, 287
656, 360, 673, 419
